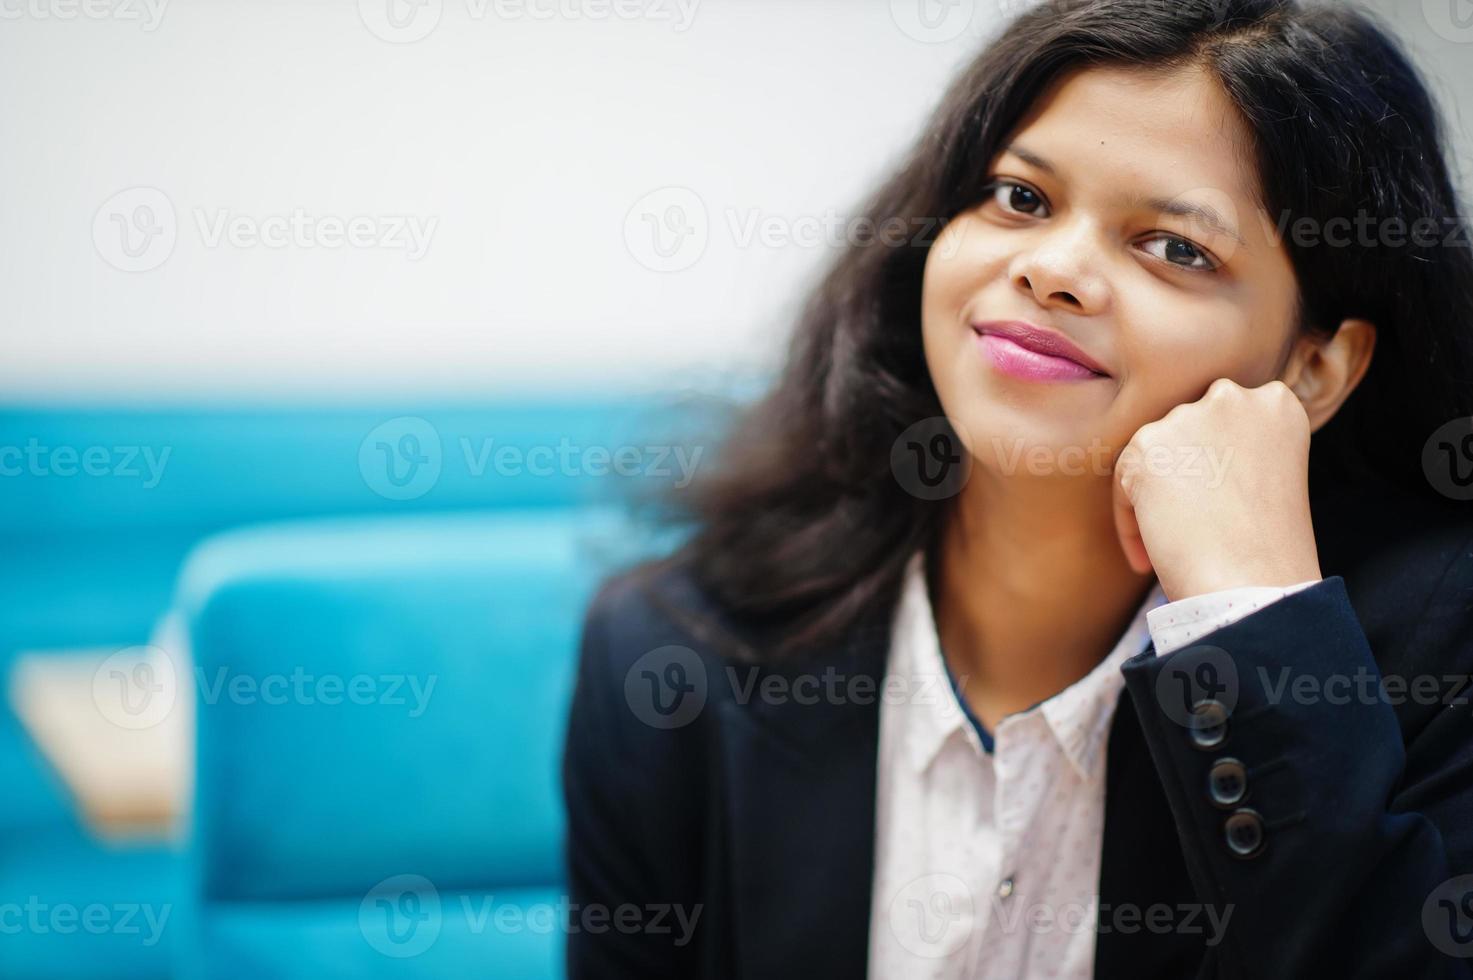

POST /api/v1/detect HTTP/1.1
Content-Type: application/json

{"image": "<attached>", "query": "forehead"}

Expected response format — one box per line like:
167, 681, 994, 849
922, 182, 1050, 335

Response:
997, 63, 1263, 213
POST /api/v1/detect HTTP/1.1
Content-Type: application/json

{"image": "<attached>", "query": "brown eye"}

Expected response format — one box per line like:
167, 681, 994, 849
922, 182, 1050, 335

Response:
985, 180, 1050, 218
1141, 235, 1220, 272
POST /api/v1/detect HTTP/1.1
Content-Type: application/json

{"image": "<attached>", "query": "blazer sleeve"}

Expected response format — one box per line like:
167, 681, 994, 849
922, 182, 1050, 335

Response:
560, 578, 707, 979
1146, 581, 1320, 657
1119, 563, 1473, 978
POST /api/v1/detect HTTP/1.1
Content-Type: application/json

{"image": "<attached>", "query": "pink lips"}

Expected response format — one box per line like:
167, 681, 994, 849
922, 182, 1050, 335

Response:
971, 320, 1109, 382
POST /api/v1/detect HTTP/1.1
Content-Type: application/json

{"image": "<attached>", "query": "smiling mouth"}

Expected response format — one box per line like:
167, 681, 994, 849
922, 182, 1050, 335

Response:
970, 319, 1110, 373
975, 332, 1106, 382
969, 320, 1110, 383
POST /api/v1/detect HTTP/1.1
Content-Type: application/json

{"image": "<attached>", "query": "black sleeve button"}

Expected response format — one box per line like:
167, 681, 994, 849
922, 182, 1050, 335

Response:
1224, 808, 1265, 858
1187, 698, 1229, 750
1207, 757, 1248, 808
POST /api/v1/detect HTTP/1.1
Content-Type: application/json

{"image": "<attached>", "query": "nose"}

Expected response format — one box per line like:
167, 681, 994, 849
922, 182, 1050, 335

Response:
1009, 218, 1110, 314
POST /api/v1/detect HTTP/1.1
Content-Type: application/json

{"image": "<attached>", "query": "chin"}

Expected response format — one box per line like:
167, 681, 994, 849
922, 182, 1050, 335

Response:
950, 409, 1117, 481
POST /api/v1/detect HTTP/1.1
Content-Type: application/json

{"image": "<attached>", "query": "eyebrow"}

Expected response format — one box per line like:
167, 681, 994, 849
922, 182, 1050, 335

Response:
1001, 143, 1248, 247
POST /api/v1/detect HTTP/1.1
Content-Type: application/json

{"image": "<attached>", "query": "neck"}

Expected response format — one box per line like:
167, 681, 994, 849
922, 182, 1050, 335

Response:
929, 470, 1155, 729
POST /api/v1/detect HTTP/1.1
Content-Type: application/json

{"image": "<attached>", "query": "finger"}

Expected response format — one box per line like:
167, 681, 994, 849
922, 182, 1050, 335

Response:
1112, 447, 1154, 575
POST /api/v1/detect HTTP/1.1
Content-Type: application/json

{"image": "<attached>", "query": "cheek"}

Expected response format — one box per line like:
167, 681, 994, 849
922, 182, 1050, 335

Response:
922, 218, 1006, 337
1116, 300, 1284, 415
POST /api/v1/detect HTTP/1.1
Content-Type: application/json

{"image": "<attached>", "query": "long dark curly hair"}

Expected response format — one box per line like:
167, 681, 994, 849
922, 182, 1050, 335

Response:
636, 0, 1473, 660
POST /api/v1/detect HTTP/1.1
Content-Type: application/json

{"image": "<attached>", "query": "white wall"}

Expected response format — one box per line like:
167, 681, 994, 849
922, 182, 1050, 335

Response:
0, 0, 993, 402
1, 0, 1466, 403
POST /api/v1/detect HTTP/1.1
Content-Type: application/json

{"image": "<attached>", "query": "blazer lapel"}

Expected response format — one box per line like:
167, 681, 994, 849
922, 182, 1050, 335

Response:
1095, 682, 1206, 977
717, 615, 891, 980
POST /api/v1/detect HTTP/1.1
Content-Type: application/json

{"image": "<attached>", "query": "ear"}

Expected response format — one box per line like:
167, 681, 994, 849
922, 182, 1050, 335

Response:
1280, 318, 1377, 433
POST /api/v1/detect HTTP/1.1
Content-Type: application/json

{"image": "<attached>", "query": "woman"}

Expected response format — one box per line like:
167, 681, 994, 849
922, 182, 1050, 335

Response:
563, 0, 1473, 976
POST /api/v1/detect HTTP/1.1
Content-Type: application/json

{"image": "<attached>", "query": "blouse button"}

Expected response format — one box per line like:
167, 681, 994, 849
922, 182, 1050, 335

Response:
997, 876, 1015, 899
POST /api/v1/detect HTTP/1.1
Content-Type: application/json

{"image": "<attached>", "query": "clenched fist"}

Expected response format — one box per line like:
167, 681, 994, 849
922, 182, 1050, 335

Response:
1112, 377, 1323, 601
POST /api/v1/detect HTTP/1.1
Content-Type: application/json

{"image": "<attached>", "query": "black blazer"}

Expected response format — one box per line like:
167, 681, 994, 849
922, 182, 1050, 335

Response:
561, 481, 1473, 978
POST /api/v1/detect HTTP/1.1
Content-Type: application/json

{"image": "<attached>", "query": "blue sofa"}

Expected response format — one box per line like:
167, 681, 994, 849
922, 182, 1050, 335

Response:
0, 397, 709, 978
171, 508, 655, 977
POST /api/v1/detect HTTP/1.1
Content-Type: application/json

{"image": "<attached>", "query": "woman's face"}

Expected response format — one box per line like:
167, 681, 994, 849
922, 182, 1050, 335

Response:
921, 64, 1302, 475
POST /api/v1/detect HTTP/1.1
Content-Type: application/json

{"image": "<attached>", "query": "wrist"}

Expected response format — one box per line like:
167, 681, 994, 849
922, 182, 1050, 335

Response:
1169, 558, 1322, 600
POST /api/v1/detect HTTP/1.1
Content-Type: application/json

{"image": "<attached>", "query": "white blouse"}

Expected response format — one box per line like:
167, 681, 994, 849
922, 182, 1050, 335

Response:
866, 550, 1317, 979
